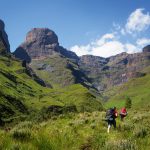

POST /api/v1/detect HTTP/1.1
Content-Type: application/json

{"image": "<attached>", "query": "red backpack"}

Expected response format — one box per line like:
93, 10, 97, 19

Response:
120, 108, 127, 116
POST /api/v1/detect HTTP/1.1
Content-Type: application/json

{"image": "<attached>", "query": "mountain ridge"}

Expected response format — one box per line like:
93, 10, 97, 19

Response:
13, 27, 150, 92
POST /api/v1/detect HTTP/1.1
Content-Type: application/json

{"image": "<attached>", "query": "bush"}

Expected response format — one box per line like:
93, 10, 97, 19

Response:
33, 134, 53, 150
125, 97, 132, 109
11, 128, 31, 141
134, 126, 148, 138
119, 122, 134, 132
91, 133, 107, 149
105, 139, 137, 150
15, 121, 33, 129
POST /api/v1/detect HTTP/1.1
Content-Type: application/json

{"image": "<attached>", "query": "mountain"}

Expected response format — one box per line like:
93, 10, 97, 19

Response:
104, 65, 150, 109
14, 28, 93, 89
14, 27, 150, 94
0, 19, 10, 54
14, 28, 78, 62
0, 21, 103, 125
79, 47, 150, 92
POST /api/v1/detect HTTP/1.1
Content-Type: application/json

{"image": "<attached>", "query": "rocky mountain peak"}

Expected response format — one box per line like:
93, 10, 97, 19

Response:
143, 45, 150, 53
14, 28, 78, 62
0, 19, 10, 54
25, 28, 58, 45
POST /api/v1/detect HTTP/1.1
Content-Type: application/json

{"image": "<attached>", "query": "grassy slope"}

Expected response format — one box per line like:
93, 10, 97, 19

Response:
30, 55, 77, 88
0, 55, 150, 149
30, 54, 92, 89
104, 67, 150, 109
0, 55, 103, 121
1, 109, 150, 150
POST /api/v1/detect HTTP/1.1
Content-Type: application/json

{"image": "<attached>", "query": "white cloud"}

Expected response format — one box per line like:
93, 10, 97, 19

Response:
120, 28, 126, 35
70, 44, 91, 56
70, 8, 150, 57
92, 40, 124, 57
94, 33, 115, 46
125, 8, 150, 34
70, 33, 140, 58
124, 43, 138, 53
136, 38, 150, 47
113, 22, 121, 30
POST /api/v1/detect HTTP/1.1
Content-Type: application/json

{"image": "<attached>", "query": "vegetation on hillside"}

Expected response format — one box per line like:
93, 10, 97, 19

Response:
0, 54, 103, 124
0, 109, 150, 150
103, 67, 150, 109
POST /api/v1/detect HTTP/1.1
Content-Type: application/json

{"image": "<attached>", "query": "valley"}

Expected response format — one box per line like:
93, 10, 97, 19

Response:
0, 18, 150, 149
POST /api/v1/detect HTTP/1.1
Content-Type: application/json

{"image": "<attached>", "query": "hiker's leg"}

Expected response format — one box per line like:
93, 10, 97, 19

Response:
121, 115, 123, 121
107, 124, 111, 133
113, 119, 116, 129
107, 121, 111, 133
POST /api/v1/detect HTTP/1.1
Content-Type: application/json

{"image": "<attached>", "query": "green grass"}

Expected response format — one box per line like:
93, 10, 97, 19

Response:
0, 109, 150, 149
0, 55, 103, 122
30, 55, 77, 88
104, 71, 150, 109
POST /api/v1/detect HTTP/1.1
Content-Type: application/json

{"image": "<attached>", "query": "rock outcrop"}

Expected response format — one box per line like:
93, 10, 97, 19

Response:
79, 50, 150, 91
14, 28, 78, 62
0, 19, 10, 54
143, 45, 150, 53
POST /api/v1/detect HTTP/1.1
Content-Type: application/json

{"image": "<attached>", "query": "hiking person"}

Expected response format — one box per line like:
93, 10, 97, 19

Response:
120, 107, 127, 121
105, 107, 118, 133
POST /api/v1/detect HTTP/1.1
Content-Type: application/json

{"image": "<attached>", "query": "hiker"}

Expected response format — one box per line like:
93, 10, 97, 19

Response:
105, 107, 118, 133
120, 107, 127, 121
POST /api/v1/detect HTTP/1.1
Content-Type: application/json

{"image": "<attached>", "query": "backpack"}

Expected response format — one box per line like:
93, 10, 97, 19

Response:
120, 108, 127, 116
106, 108, 114, 120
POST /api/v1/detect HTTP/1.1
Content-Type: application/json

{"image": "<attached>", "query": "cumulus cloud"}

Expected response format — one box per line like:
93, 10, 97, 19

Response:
70, 44, 91, 56
136, 38, 150, 47
70, 8, 150, 57
70, 33, 140, 58
125, 8, 150, 34
124, 43, 138, 53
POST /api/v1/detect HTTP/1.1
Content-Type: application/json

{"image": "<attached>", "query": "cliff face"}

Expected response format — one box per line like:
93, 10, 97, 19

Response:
79, 47, 150, 91
14, 28, 78, 62
0, 19, 10, 54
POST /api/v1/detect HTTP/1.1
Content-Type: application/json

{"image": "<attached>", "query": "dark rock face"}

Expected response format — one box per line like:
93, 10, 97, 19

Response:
143, 45, 150, 53
23, 62, 47, 87
0, 19, 10, 54
14, 28, 78, 62
79, 50, 150, 91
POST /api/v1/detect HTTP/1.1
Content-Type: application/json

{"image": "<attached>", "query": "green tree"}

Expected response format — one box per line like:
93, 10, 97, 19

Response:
125, 97, 132, 109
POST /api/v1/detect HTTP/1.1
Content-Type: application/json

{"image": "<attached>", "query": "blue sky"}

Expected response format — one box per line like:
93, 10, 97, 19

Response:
0, 0, 150, 57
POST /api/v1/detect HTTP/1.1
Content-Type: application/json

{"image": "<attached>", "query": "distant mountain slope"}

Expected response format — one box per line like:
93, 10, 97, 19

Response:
14, 27, 150, 93
104, 66, 150, 109
79, 47, 150, 92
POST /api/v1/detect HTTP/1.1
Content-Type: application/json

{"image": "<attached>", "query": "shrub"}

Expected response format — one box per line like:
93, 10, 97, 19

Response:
105, 139, 137, 150
15, 121, 33, 129
90, 123, 96, 129
120, 122, 134, 132
134, 126, 148, 138
33, 134, 53, 150
125, 97, 132, 109
91, 133, 107, 149
11, 128, 31, 141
